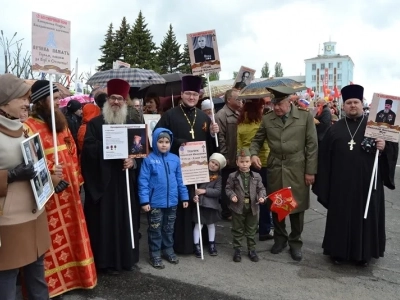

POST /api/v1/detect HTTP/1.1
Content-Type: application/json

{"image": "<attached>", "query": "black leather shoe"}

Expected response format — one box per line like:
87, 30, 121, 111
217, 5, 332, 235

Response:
233, 249, 241, 262
331, 257, 344, 265
356, 260, 369, 267
290, 248, 302, 261
270, 242, 287, 254
248, 250, 259, 262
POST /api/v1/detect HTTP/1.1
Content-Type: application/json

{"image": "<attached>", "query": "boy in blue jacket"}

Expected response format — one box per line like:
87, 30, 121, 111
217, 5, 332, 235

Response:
139, 128, 189, 269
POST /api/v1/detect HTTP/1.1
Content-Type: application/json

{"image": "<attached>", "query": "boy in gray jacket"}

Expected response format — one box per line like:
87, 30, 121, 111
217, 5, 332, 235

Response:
226, 148, 266, 262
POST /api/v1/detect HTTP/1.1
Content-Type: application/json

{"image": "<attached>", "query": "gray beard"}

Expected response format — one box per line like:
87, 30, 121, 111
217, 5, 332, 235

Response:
384, 108, 389, 113
103, 101, 128, 124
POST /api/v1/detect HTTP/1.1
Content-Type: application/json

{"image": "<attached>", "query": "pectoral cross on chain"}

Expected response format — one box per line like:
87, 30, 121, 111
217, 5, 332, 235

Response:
189, 129, 195, 139
348, 139, 356, 150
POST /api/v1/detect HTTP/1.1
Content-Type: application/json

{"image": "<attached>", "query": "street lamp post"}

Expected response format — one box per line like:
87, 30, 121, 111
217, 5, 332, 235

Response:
0, 30, 24, 73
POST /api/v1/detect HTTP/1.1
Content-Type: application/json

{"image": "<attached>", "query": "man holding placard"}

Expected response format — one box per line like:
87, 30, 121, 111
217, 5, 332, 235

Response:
313, 84, 398, 266
25, 80, 97, 296
155, 75, 219, 254
81, 78, 140, 274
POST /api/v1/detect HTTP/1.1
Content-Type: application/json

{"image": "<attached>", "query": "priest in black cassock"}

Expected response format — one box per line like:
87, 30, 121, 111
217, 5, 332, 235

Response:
313, 84, 398, 266
155, 75, 219, 254
81, 79, 140, 274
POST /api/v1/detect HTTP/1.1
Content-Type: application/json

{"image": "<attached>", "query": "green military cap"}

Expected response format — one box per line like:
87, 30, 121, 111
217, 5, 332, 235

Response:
237, 148, 251, 158
268, 86, 296, 104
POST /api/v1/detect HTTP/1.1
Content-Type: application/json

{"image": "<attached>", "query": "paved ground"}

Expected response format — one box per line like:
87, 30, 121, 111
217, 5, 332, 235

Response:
17, 163, 400, 300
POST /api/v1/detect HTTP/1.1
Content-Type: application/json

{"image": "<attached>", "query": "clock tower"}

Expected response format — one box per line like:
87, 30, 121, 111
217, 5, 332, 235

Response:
323, 41, 337, 56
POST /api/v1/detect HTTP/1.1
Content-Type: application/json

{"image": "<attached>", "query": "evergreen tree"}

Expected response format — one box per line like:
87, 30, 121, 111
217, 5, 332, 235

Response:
126, 11, 157, 70
156, 24, 182, 74
178, 42, 191, 74
114, 17, 131, 62
261, 62, 270, 78
232, 71, 238, 79
97, 23, 117, 71
274, 62, 284, 77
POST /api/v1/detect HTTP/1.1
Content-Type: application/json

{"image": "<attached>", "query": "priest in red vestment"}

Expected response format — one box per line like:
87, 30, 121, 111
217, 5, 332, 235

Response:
24, 80, 97, 297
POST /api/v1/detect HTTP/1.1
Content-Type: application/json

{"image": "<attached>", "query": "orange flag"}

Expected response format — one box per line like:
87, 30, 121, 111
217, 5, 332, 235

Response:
267, 187, 298, 221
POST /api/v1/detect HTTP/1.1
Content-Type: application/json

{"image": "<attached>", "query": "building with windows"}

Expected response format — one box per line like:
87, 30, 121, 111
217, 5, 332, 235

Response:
304, 41, 354, 96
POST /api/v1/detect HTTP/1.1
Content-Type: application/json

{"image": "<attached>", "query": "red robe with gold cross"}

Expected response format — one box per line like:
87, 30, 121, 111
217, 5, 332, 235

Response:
23, 117, 97, 297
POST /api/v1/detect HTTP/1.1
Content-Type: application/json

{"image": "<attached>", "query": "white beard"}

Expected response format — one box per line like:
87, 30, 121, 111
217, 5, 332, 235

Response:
384, 108, 389, 113
103, 101, 128, 124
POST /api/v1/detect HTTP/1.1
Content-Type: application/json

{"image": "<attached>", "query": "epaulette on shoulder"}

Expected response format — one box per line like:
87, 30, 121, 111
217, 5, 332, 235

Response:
264, 110, 273, 115
298, 107, 309, 112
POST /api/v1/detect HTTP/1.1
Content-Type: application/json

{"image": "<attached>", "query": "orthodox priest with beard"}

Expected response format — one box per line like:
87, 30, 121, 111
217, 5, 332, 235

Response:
155, 75, 219, 254
81, 79, 139, 274
313, 84, 398, 267
24, 80, 97, 297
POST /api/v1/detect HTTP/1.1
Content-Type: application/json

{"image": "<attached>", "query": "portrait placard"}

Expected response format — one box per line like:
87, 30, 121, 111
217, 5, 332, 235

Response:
186, 29, 221, 76
143, 114, 161, 148
365, 93, 400, 142
179, 141, 209, 185
21, 133, 54, 210
234, 66, 256, 89
102, 124, 149, 159
113, 60, 131, 69
31, 12, 71, 75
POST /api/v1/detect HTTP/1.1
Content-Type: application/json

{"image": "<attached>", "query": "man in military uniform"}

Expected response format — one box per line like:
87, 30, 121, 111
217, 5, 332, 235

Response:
249, 86, 318, 261
194, 36, 215, 63
375, 99, 396, 125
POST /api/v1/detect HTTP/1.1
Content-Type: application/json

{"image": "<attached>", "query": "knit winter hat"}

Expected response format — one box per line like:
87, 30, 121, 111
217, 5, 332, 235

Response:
158, 132, 171, 141
209, 153, 226, 169
67, 99, 82, 113
30, 80, 59, 103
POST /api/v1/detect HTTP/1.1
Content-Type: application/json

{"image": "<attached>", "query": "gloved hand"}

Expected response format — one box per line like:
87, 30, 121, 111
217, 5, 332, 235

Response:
55, 179, 69, 193
7, 162, 36, 183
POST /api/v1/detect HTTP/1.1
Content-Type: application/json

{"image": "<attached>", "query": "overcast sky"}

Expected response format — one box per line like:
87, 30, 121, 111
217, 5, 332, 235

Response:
0, 0, 398, 100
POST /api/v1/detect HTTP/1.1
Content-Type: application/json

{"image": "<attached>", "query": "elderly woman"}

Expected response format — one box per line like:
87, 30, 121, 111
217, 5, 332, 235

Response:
144, 93, 162, 114
0, 74, 51, 299
237, 98, 274, 241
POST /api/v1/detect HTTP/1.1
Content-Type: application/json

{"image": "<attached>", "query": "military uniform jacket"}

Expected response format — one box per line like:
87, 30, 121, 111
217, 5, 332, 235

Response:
250, 104, 318, 213
225, 171, 266, 216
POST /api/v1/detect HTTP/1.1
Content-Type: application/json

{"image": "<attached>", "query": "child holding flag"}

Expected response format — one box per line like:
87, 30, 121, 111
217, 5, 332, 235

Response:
226, 148, 266, 262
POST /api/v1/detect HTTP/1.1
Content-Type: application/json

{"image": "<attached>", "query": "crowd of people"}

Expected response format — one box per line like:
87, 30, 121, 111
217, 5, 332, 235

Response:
0, 73, 398, 300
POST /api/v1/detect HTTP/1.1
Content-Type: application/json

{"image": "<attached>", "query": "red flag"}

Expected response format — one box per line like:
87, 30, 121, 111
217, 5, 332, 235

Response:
267, 187, 298, 221
333, 86, 341, 98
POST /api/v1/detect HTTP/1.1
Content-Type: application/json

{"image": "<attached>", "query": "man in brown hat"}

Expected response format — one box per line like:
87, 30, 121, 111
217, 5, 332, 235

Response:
155, 75, 219, 254
313, 84, 398, 266
250, 86, 318, 262
81, 78, 140, 274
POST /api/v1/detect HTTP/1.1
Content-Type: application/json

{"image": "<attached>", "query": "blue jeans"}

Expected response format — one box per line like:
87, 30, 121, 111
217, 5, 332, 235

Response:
147, 206, 177, 258
251, 167, 274, 236
0, 255, 49, 300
